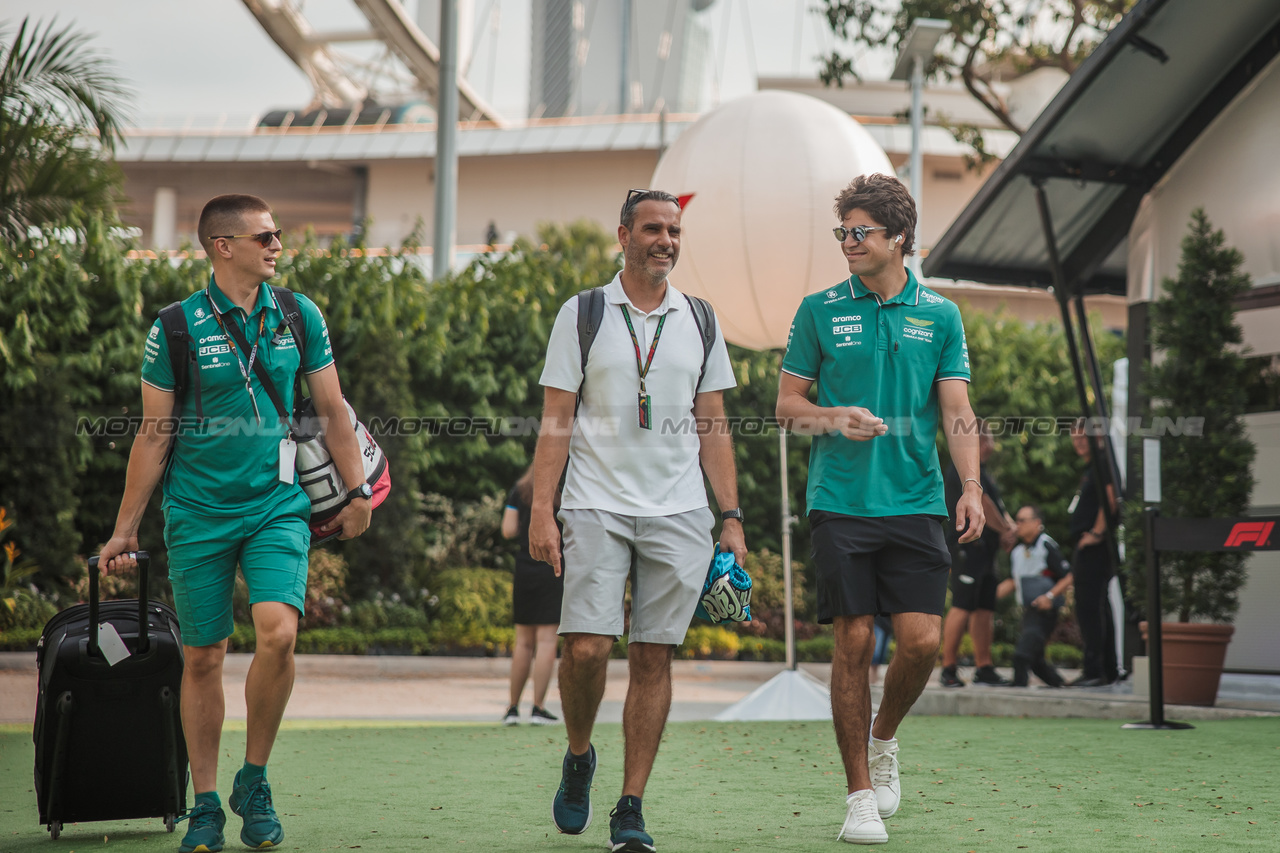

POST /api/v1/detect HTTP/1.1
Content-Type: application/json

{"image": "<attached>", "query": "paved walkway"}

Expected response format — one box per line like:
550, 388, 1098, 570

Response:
3, 652, 1276, 727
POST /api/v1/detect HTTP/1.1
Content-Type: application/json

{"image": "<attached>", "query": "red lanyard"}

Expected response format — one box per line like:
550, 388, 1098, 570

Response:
620, 305, 667, 396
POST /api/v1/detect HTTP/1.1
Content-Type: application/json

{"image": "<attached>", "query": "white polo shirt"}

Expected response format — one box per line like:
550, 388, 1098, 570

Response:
539, 273, 736, 516
1010, 532, 1071, 606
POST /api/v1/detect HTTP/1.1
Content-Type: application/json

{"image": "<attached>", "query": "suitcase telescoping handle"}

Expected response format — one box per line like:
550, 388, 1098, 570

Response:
86, 551, 152, 657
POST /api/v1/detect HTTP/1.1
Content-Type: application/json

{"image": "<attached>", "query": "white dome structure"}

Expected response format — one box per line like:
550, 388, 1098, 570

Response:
653, 90, 895, 351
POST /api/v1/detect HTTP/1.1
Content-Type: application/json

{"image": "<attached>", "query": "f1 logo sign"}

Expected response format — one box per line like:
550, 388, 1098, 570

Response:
1223, 521, 1274, 548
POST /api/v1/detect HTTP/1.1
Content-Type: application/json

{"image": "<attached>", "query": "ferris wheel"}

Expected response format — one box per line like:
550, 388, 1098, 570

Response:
240, 0, 504, 123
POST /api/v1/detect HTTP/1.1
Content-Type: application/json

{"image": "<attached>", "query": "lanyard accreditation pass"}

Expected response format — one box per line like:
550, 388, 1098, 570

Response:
206, 289, 266, 425
207, 289, 295, 482
620, 305, 666, 430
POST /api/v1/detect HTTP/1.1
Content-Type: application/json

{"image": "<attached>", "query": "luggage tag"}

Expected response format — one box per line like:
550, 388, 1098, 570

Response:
279, 437, 297, 483
638, 394, 652, 430
97, 622, 132, 666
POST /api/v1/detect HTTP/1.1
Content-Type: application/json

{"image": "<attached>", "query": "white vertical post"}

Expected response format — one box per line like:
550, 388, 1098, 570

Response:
780, 429, 796, 671
1143, 439, 1162, 504
909, 54, 924, 279
152, 187, 177, 250
433, 0, 459, 280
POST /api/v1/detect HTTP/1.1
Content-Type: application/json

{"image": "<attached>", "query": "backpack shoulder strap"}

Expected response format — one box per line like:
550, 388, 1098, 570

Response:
270, 285, 307, 364
157, 301, 199, 469
271, 285, 309, 410
576, 287, 606, 391
158, 302, 189, 400
683, 294, 718, 392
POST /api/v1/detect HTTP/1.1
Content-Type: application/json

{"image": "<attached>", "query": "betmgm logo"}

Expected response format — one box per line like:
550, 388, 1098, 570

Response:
700, 574, 751, 623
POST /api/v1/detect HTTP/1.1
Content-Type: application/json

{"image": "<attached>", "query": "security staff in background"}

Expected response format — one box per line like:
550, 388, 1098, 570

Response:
1067, 420, 1119, 687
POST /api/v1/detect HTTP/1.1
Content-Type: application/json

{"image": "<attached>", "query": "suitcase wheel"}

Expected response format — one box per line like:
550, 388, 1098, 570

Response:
165, 814, 176, 833
49, 821, 62, 840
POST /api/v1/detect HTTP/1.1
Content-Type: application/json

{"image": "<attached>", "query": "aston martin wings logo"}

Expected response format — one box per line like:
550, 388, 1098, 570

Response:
904, 316, 934, 327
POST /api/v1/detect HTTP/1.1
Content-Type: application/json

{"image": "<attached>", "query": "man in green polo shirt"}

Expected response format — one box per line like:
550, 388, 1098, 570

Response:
776, 174, 984, 845
98, 194, 371, 853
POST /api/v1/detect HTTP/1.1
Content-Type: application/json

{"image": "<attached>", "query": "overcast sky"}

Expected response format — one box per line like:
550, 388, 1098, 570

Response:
5, 0, 891, 128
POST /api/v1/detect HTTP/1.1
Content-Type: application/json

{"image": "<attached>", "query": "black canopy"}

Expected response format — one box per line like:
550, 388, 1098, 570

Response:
922, 0, 1280, 295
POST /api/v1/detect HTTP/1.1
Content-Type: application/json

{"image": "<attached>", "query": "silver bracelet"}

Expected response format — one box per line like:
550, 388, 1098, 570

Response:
962, 477, 983, 492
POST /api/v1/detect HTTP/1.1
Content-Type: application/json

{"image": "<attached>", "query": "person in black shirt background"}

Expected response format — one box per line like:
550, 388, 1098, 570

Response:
501, 465, 564, 724
939, 421, 1017, 687
1067, 422, 1120, 687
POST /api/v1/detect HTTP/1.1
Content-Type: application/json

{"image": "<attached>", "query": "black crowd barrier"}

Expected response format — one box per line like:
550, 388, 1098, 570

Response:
1125, 512, 1279, 731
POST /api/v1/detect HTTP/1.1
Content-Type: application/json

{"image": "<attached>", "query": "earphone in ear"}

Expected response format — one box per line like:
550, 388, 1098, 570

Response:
894, 234, 903, 245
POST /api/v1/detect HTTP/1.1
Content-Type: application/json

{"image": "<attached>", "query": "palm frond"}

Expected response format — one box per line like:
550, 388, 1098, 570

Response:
0, 16, 133, 151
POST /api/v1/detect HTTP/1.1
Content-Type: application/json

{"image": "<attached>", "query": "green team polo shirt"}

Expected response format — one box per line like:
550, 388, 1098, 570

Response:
141, 275, 334, 516
781, 270, 970, 518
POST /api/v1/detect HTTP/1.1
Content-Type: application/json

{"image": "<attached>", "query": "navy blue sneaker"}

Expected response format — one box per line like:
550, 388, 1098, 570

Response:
552, 745, 596, 834
609, 796, 655, 853
177, 800, 226, 853
229, 770, 284, 849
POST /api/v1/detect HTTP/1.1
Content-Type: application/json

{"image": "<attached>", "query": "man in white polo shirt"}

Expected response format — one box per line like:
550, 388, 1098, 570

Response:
530, 189, 747, 853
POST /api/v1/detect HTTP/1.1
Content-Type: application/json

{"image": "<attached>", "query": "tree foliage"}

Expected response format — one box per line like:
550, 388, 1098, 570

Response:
815, 1, 1132, 165
0, 16, 131, 241
960, 304, 1125, 541
0, 217, 153, 579
2, 217, 1117, 621
1124, 210, 1255, 623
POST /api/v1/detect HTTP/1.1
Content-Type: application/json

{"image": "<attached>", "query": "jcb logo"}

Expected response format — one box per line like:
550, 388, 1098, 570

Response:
833, 324, 862, 335
1223, 521, 1274, 548
200, 344, 231, 357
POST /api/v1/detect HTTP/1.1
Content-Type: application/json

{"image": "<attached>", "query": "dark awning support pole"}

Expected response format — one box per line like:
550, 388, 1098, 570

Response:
1032, 180, 1122, 578
1073, 292, 1126, 521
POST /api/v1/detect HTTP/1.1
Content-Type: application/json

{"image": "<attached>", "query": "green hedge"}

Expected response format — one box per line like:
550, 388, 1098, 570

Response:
228, 624, 515, 656
0, 627, 42, 651
0, 626, 1083, 667
4, 218, 1122, 607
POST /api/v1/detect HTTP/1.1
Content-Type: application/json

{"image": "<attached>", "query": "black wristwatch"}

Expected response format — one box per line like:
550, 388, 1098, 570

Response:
721, 508, 744, 524
350, 483, 374, 501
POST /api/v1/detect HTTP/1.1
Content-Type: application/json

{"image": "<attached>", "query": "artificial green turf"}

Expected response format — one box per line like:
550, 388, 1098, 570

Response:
2, 716, 1276, 852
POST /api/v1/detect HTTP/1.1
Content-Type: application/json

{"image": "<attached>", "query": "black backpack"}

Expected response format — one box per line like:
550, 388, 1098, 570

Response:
157, 286, 306, 466
575, 287, 718, 396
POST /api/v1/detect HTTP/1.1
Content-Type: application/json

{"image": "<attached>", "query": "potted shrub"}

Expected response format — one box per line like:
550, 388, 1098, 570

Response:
1125, 209, 1257, 706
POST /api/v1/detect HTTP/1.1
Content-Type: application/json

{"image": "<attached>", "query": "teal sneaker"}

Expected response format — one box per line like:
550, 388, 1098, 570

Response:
609, 796, 655, 853
229, 770, 284, 849
551, 744, 596, 834
177, 800, 226, 853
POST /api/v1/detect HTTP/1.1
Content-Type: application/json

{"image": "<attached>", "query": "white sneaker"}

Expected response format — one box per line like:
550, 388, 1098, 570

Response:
868, 737, 901, 818
838, 789, 887, 844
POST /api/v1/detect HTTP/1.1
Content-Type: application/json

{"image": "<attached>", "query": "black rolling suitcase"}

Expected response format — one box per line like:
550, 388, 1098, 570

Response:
33, 551, 188, 839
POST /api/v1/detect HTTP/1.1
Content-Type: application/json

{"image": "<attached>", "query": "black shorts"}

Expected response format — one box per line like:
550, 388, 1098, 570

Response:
809, 512, 951, 623
512, 561, 565, 625
948, 542, 998, 611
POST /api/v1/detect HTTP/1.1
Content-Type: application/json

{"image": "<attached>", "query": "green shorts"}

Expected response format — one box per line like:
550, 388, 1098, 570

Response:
164, 490, 311, 647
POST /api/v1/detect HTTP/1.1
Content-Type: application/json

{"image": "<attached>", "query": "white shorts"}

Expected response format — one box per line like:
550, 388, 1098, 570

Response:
558, 507, 715, 645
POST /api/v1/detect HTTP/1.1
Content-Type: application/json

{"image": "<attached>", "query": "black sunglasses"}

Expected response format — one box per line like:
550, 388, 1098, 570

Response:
832, 225, 888, 243
621, 188, 650, 219
212, 229, 283, 248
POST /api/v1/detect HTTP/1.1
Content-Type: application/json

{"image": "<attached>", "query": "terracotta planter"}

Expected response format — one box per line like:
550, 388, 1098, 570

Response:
1139, 621, 1235, 707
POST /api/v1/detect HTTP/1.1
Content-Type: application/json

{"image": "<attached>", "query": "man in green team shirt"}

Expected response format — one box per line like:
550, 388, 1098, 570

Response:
776, 174, 985, 845
98, 195, 371, 853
